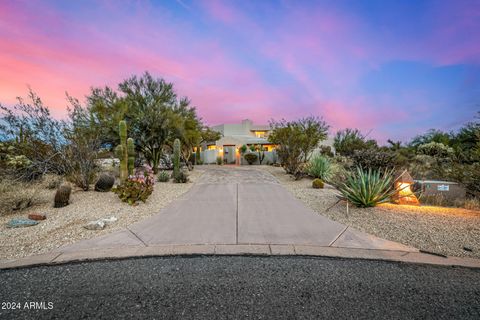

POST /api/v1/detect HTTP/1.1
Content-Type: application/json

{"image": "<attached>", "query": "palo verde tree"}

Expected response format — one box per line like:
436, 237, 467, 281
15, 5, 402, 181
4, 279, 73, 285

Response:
87, 72, 207, 173
269, 116, 329, 178
333, 128, 377, 157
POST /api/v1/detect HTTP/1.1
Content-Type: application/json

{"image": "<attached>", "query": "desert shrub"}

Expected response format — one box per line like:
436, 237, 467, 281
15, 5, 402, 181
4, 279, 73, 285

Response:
173, 170, 189, 183
333, 128, 377, 157
419, 193, 455, 207
312, 178, 324, 189
307, 155, 333, 181
447, 161, 480, 198
464, 198, 480, 211
0, 91, 67, 180
64, 105, 101, 192
113, 166, 155, 205
158, 171, 170, 182
41, 174, 63, 189
252, 145, 266, 164
417, 142, 454, 158
216, 156, 223, 165
351, 149, 397, 171
338, 167, 395, 208
319, 145, 334, 157
269, 117, 329, 178
244, 153, 258, 165
0, 180, 46, 215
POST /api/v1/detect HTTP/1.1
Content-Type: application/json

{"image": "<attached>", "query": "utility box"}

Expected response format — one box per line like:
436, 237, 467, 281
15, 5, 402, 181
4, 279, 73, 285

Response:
415, 180, 466, 203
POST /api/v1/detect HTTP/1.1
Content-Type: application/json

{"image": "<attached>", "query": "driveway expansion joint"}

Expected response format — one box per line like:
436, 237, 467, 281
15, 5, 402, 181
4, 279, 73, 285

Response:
328, 226, 349, 247
126, 227, 148, 247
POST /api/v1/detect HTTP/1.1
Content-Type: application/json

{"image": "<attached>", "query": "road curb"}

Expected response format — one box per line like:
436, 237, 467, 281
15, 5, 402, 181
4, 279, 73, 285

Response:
1, 244, 479, 270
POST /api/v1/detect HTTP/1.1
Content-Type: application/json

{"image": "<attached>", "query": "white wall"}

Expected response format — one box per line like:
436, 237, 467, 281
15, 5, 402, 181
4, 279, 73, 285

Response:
201, 149, 218, 164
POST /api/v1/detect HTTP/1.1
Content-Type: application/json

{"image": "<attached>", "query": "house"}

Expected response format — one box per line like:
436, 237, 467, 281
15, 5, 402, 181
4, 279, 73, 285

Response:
200, 119, 277, 165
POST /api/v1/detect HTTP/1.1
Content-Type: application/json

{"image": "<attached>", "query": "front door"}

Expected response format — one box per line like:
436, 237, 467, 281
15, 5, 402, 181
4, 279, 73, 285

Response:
223, 145, 237, 164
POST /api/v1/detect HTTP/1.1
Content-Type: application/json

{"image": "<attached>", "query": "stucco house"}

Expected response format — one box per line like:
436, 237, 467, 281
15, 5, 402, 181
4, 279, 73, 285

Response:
200, 119, 277, 165
199, 118, 335, 165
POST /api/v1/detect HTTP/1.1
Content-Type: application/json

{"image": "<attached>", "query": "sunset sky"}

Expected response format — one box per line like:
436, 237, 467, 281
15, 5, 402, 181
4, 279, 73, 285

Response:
1, 0, 479, 142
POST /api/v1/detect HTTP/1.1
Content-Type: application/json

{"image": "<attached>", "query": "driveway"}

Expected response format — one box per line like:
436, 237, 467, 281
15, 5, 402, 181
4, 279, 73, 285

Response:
56, 167, 414, 253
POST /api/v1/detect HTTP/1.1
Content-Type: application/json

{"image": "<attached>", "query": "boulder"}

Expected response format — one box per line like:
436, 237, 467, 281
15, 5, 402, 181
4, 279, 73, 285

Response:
83, 216, 118, 230
28, 213, 47, 221
84, 220, 106, 230
7, 219, 39, 228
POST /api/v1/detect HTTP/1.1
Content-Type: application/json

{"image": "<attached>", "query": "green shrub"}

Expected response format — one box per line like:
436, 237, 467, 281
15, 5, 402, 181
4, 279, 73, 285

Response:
42, 174, 63, 189
216, 156, 223, 165
312, 178, 324, 189
239, 144, 247, 154
157, 171, 170, 182
338, 167, 395, 208
173, 170, 189, 183
351, 149, 397, 171
417, 142, 453, 157
269, 117, 329, 177
244, 153, 258, 165
307, 155, 333, 181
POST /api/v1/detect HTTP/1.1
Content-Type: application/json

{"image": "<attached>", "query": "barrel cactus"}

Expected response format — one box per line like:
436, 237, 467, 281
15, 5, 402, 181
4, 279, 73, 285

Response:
54, 185, 72, 208
312, 178, 324, 189
94, 174, 115, 192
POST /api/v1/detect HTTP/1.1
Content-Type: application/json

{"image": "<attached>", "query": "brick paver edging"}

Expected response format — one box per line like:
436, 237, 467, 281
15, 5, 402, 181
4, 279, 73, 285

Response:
1, 244, 479, 270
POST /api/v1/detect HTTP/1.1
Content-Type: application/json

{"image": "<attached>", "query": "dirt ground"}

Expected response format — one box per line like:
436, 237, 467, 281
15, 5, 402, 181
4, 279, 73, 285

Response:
0, 169, 204, 261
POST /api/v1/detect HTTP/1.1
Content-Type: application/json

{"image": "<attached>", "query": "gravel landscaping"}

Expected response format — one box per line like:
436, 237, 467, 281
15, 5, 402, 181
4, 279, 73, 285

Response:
260, 166, 480, 259
0, 169, 204, 261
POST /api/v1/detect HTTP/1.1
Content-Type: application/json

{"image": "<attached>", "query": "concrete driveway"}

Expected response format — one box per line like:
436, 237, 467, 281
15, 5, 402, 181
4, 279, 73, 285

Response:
58, 167, 414, 252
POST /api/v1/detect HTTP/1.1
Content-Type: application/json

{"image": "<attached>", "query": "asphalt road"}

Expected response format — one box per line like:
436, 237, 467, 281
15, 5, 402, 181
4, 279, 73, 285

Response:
0, 256, 479, 319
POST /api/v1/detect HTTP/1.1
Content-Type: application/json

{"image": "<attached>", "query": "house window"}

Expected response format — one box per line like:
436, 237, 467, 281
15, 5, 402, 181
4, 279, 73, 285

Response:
262, 144, 276, 151
254, 131, 267, 138
207, 145, 217, 150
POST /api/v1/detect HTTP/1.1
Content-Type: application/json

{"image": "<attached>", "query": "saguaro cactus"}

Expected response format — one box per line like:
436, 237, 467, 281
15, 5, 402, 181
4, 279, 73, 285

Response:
127, 138, 135, 176
173, 138, 181, 180
115, 120, 135, 182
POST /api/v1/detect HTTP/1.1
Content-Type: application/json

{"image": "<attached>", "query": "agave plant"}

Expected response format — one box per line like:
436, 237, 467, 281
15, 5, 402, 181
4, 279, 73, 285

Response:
338, 167, 395, 208
307, 155, 333, 181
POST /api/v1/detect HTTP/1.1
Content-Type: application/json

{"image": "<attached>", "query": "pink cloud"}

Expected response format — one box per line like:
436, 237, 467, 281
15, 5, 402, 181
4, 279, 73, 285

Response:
200, 0, 239, 24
